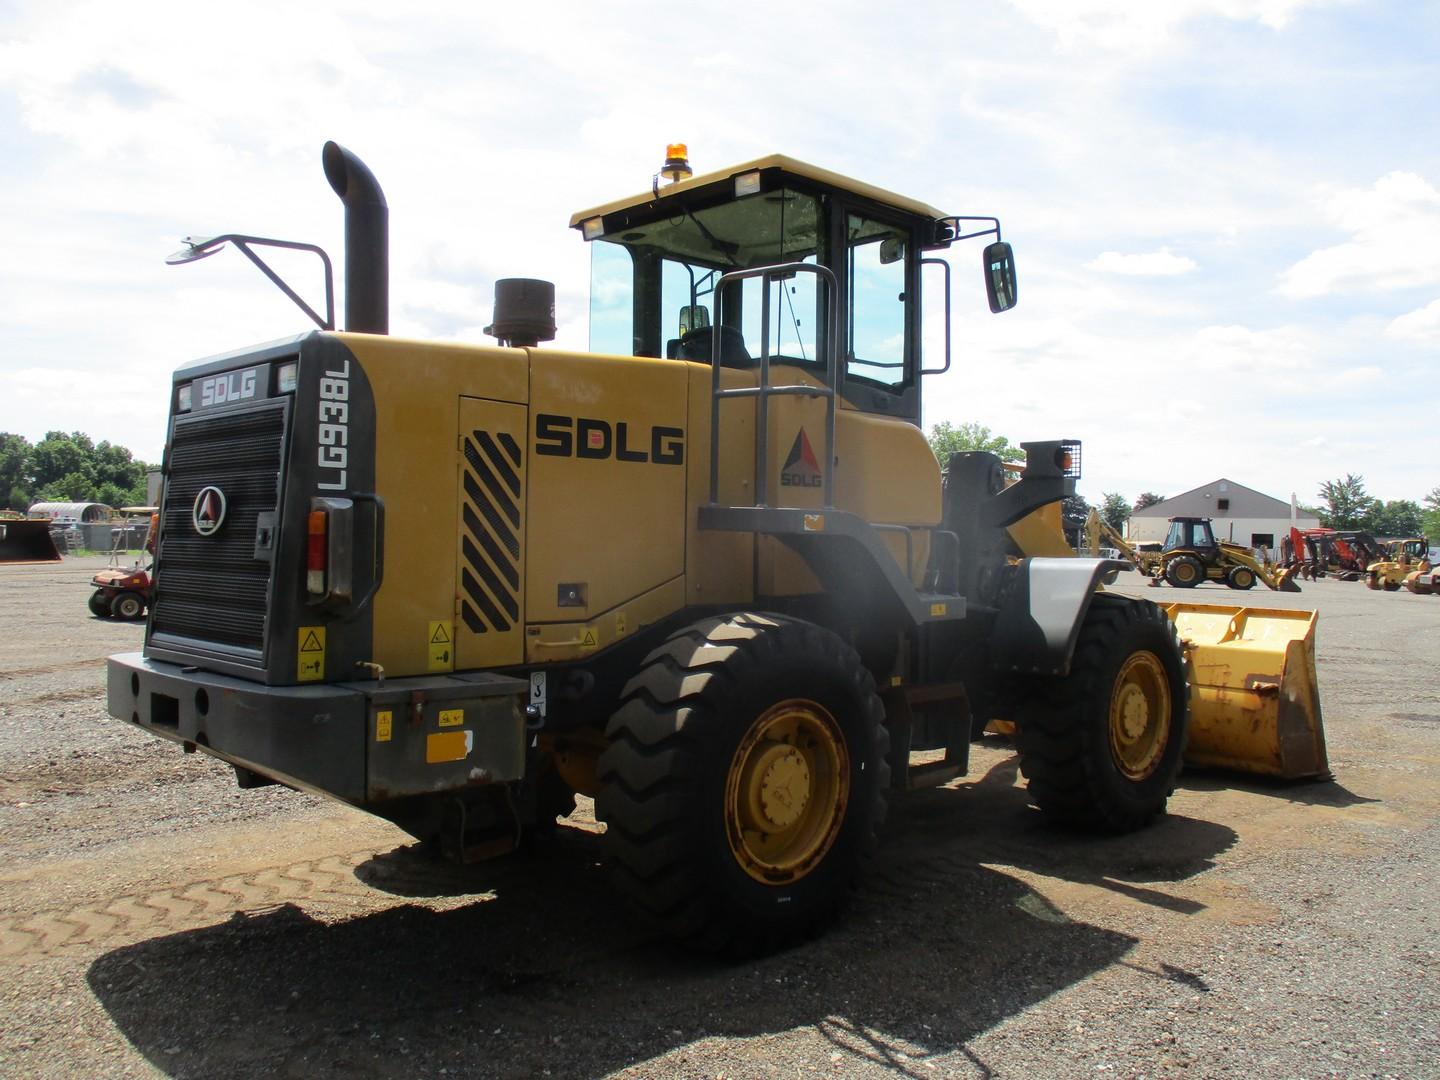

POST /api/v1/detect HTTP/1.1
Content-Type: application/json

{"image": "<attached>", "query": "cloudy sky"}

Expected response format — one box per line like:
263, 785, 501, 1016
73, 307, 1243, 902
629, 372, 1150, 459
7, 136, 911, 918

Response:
1, 0, 1435, 507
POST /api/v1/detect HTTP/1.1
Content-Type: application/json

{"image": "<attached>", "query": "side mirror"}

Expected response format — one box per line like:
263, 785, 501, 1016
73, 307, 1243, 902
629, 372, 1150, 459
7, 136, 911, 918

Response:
983, 241, 1017, 313
679, 304, 710, 335
879, 236, 906, 265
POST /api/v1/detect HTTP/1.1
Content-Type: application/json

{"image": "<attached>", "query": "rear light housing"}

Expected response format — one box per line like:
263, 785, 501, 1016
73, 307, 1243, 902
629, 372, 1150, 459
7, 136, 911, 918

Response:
306, 497, 356, 604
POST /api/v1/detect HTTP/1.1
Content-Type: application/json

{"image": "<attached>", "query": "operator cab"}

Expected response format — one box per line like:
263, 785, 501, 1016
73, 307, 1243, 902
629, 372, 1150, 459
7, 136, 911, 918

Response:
570, 147, 1016, 424
1165, 516, 1219, 556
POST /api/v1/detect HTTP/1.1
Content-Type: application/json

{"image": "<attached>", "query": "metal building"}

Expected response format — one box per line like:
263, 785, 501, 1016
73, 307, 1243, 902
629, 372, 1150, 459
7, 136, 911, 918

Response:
27, 502, 111, 524
1128, 479, 1320, 553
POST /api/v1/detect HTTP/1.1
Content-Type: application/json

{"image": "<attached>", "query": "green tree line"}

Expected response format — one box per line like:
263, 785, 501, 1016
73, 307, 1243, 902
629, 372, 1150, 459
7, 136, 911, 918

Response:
1317, 474, 1435, 538
0, 431, 151, 511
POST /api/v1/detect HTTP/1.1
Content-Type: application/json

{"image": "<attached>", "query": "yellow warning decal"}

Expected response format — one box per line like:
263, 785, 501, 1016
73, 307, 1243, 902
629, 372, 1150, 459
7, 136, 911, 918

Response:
930, 602, 948, 617
428, 620, 454, 672
616, 611, 627, 636
298, 626, 326, 681
438, 708, 464, 728
376, 710, 393, 742
803, 514, 825, 532
581, 630, 598, 649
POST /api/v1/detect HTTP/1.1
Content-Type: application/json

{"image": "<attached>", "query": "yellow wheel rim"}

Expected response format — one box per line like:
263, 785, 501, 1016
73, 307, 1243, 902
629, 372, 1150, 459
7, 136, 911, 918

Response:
1108, 652, 1171, 781
724, 699, 849, 885
1173, 561, 1198, 583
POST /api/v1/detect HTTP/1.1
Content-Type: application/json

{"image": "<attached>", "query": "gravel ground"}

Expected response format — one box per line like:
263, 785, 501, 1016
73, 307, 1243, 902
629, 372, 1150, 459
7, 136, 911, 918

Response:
1, 558, 1437, 1079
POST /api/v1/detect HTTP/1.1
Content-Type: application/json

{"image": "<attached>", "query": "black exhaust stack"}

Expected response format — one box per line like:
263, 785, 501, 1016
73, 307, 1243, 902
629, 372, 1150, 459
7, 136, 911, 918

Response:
322, 141, 388, 335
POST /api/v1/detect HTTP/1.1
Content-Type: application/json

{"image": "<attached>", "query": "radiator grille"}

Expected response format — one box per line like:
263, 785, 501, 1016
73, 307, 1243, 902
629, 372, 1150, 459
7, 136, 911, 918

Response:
150, 403, 287, 657
459, 430, 522, 634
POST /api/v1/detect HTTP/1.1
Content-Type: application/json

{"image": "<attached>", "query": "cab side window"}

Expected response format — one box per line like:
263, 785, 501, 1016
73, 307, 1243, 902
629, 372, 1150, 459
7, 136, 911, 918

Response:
845, 213, 908, 390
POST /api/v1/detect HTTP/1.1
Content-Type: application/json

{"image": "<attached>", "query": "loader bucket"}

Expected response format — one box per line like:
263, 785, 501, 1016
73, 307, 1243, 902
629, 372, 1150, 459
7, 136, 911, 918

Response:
0, 520, 62, 563
1274, 566, 1302, 593
1162, 602, 1328, 781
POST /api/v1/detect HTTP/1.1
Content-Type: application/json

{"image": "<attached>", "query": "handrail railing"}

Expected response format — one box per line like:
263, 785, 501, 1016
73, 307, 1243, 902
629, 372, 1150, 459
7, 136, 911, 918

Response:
707, 262, 840, 508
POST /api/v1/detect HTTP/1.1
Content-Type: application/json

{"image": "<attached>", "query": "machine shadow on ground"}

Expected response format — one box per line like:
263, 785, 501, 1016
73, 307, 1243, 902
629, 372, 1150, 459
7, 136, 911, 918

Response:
86, 761, 1241, 1080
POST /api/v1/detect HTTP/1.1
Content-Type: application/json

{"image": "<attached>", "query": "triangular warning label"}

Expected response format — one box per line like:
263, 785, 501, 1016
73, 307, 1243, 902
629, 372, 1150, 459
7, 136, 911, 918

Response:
300, 631, 324, 652
581, 630, 597, 647
430, 623, 451, 644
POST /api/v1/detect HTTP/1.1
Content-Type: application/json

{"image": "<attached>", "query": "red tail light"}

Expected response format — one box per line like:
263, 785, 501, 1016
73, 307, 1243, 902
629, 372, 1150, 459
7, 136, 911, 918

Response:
307, 510, 327, 594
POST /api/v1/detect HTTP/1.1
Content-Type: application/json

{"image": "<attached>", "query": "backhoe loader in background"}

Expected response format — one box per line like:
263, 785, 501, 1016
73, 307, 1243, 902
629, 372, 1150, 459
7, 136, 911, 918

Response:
105, 141, 1328, 954
1086, 511, 1300, 593
1154, 516, 1300, 592
1084, 509, 1162, 575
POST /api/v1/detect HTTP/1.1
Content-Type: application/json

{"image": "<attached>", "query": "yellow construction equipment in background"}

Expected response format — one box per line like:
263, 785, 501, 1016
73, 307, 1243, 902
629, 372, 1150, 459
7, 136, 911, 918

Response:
1086, 510, 1299, 593
1366, 538, 1430, 591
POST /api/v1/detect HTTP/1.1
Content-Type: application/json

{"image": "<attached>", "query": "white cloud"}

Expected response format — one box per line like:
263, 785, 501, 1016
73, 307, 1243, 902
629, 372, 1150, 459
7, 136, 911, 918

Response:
1086, 250, 1198, 276
1277, 172, 1440, 298
1385, 299, 1440, 344
1005, 0, 1345, 54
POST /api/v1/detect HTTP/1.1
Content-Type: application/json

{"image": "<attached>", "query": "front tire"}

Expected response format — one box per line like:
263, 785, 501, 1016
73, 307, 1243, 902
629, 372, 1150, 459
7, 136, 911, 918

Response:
1015, 595, 1188, 833
88, 590, 113, 618
1166, 555, 1205, 588
1226, 566, 1257, 590
596, 612, 889, 955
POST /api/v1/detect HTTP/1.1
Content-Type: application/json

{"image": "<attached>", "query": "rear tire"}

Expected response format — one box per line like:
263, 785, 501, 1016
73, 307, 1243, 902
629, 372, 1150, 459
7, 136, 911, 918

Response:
1015, 594, 1188, 833
1226, 566, 1257, 590
1165, 555, 1205, 588
1365, 572, 1381, 591
111, 591, 146, 620
596, 612, 889, 955
88, 590, 113, 618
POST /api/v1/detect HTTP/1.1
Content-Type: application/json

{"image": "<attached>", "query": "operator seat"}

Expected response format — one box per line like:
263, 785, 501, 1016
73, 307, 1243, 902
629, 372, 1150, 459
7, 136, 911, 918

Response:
672, 325, 753, 368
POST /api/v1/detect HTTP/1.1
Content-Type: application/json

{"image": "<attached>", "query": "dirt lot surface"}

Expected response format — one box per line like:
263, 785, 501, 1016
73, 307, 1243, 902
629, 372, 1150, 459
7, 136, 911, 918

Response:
1, 557, 1437, 1079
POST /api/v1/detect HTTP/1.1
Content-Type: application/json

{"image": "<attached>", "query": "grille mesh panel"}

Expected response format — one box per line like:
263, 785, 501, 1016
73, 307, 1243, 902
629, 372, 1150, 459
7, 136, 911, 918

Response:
150, 404, 286, 656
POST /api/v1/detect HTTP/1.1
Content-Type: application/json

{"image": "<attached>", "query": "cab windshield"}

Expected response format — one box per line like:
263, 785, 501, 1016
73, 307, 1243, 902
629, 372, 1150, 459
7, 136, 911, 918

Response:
588, 188, 825, 369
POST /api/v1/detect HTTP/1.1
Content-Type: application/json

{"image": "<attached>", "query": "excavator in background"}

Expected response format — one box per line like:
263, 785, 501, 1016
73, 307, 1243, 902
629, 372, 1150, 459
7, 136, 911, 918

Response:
1285, 527, 1376, 581
1086, 511, 1299, 592
104, 140, 1329, 953
1366, 537, 1430, 591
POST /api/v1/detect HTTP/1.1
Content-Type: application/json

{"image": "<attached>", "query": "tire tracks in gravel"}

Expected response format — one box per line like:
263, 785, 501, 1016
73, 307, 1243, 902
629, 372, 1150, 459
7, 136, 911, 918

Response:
0, 850, 382, 963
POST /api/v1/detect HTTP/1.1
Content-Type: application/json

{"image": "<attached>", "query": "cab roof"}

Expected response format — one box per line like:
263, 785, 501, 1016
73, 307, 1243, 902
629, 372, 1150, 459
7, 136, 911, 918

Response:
568, 153, 951, 229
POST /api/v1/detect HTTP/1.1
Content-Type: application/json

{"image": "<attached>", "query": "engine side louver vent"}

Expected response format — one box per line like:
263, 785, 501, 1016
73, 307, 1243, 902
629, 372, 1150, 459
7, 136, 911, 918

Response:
459, 429, 522, 634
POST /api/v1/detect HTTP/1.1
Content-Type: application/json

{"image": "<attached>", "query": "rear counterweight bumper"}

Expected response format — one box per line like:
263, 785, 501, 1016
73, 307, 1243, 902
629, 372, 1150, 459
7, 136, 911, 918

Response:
107, 652, 529, 807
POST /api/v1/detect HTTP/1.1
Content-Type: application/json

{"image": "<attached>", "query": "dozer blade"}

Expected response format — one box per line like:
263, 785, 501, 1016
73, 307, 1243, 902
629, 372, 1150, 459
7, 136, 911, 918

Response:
0, 520, 62, 563
1161, 602, 1328, 781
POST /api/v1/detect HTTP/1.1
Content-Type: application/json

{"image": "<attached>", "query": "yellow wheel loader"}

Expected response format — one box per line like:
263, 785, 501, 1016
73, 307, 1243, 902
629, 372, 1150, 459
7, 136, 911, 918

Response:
105, 142, 1324, 954
1366, 537, 1430, 591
